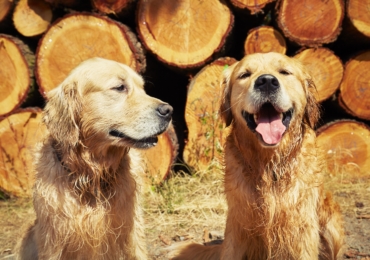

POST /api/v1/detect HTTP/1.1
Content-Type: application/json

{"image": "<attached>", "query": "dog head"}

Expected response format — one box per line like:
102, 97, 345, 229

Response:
44, 57, 173, 150
220, 52, 319, 147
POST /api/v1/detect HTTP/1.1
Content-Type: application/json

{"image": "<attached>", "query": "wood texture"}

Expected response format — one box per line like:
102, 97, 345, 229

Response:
141, 124, 178, 186
136, 0, 234, 69
0, 34, 34, 117
294, 48, 343, 102
229, 0, 275, 14
13, 0, 52, 37
36, 13, 145, 95
277, 0, 344, 46
339, 51, 370, 120
317, 120, 370, 176
347, 0, 370, 38
244, 26, 286, 55
183, 57, 236, 171
0, 109, 47, 196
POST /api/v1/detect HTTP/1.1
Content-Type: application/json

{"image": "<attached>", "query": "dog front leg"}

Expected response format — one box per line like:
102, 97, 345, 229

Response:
220, 218, 247, 260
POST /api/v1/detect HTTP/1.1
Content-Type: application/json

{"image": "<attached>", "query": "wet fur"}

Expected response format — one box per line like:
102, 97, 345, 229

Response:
15, 58, 172, 260
171, 53, 344, 260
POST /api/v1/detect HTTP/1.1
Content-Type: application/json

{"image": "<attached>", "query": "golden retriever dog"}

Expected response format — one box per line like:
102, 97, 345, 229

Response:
171, 52, 344, 260
16, 57, 173, 260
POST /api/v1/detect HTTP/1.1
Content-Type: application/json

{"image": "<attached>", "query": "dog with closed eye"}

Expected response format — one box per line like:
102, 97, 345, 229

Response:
16, 57, 173, 260
171, 52, 344, 260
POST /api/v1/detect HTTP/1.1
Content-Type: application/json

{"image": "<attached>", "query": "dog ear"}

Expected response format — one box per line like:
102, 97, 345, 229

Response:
219, 63, 237, 127
43, 81, 81, 148
304, 78, 320, 129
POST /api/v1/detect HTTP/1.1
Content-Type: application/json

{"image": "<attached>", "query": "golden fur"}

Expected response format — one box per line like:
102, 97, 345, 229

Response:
15, 57, 173, 260
171, 52, 344, 260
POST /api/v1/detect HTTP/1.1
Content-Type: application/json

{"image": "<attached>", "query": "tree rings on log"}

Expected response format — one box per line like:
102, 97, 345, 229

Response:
317, 120, 370, 176
229, 0, 275, 14
36, 13, 145, 95
339, 51, 370, 120
13, 0, 52, 37
347, 0, 370, 38
141, 124, 178, 186
244, 26, 286, 55
183, 57, 237, 171
0, 34, 34, 117
136, 0, 234, 70
0, 109, 47, 197
277, 0, 344, 46
294, 48, 343, 102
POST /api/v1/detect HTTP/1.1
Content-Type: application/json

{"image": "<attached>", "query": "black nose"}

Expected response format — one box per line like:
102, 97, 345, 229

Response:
254, 74, 280, 93
157, 104, 173, 119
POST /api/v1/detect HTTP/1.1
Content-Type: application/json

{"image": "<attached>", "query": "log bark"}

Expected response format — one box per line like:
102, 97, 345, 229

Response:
229, 0, 275, 14
244, 25, 286, 55
183, 57, 236, 171
0, 109, 47, 197
36, 13, 146, 95
294, 47, 343, 102
347, 0, 370, 38
136, 0, 234, 70
13, 0, 52, 37
141, 124, 178, 186
0, 34, 35, 117
316, 120, 370, 176
338, 51, 370, 120
91, 0, 134, 15
277, 0, 344, 47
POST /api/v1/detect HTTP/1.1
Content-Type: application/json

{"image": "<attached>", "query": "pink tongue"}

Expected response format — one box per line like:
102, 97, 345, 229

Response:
255, 107, 286, 145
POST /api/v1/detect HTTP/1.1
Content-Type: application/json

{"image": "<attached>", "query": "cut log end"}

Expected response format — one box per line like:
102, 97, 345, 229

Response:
347, 0, 370, 38
339, 51, 370, 120
141, 124, 178, 186
13, 0, 52, 37
0, 109, 47, 197
36, 13, 145, 96
184, 57, 236, 171
277, 0, 344, 46
244, 26, 286, 55
0, 34, 34, 117
317, 120, 370, 176
294, 48, 343, 102
137, 0, 234, 69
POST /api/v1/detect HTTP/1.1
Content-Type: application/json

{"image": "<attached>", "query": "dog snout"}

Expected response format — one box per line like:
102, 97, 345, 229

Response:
254, 74, 280, 93
156, 104, 173, 119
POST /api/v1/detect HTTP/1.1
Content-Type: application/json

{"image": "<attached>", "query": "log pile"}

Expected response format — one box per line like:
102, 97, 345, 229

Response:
1, 0, 370, 196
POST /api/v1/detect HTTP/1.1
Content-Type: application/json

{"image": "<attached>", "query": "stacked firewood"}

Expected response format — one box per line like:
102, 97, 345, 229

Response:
1, 0, 369, 196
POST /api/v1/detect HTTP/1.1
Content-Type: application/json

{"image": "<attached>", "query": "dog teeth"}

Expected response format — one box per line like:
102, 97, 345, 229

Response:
254, 114, 258, 123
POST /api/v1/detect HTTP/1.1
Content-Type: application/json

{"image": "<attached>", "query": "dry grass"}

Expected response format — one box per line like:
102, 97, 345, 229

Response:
0, 197, 34, 257
1, 160, 369, 259
143, 162, 227, 258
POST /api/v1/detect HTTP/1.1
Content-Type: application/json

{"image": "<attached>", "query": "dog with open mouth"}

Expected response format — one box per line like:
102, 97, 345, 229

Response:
171, 52, 344, 260
16, 57, 173, 260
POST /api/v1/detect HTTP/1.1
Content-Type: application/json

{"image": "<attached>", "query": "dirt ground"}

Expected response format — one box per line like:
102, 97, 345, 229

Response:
0, 169, 369, 260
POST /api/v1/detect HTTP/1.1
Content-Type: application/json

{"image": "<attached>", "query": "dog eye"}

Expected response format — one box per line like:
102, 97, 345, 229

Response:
113, 85, 127, 92
279, 69, 291, 75
239, 71, 251, 79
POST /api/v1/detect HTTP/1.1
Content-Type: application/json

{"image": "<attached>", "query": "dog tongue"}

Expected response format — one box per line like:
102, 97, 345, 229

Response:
255, 105, 286, 145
